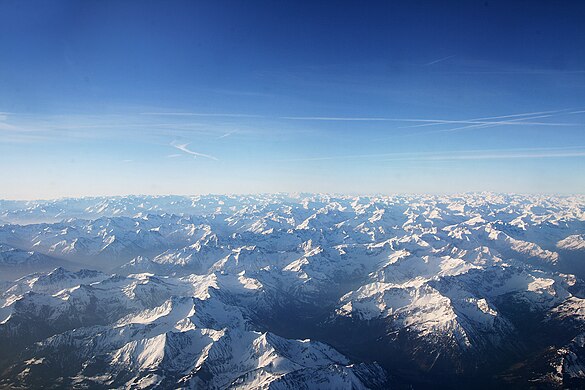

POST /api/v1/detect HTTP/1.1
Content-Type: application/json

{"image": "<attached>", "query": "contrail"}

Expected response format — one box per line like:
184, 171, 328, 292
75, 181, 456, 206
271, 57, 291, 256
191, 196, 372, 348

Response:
424, 55, 456, 66
277, 146, 585, 163
170, 142, 218, 161
440, 114, 556, 132
218, 130, 238, 139
280, 116, 576, 126
382, 150, 585, 162
437, 113, 566, 133
398, 109, 571, 129
398, 110, 584, 138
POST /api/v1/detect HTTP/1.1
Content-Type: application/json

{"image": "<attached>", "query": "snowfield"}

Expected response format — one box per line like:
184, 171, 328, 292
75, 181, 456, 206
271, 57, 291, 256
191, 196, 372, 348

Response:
0, 193, 584, 389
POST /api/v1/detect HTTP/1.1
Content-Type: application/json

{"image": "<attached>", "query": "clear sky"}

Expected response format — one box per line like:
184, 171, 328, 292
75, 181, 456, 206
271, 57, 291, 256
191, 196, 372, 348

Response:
1, 0, 585, 199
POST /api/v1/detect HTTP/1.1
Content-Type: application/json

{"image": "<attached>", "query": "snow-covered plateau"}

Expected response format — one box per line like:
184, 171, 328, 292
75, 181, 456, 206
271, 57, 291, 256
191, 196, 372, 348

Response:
0, 193, 584, 389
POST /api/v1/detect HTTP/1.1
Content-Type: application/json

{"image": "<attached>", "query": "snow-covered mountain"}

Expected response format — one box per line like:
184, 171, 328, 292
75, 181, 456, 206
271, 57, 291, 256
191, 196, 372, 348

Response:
0, 193, 584, 389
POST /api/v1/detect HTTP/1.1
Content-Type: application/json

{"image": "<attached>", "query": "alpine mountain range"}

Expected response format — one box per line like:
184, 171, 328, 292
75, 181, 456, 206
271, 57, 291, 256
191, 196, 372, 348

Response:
0, 193, 584, 389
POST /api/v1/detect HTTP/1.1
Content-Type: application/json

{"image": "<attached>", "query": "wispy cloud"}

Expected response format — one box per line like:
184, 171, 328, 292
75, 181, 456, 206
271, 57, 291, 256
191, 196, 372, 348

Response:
427, 59, 585, 75
383, 149, 585, 162
437, 114, 558, 133
0, 113, 238, 143
200, 88, 274, 98
166, 154, 182, 158
218, 130, 238, 139
0, 122, 19, 131
281, 115, 577, 127
424, 55, 456, 66
2, 108, 583, 146
398, 109, 571, 130
281, 116, 397, 121
278, 146, 585, 163
387, 108, 585, 140
170, 141, 218, 161
142, 112, 263, 118
438, 69, 585, 75
431, 111, 585, 134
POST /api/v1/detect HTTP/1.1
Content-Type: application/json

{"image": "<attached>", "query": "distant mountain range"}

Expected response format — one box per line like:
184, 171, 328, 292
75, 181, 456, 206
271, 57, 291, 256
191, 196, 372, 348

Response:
0, 193, 584, 389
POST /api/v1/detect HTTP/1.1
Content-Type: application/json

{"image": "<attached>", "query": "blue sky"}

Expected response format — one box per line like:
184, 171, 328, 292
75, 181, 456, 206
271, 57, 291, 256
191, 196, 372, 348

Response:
1, 1, 584, 199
